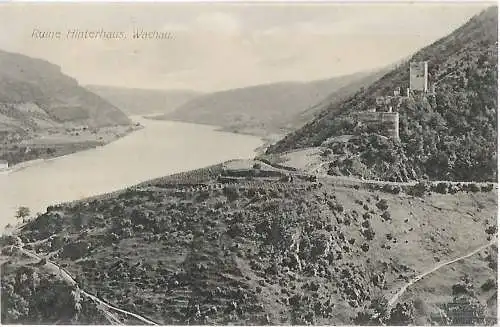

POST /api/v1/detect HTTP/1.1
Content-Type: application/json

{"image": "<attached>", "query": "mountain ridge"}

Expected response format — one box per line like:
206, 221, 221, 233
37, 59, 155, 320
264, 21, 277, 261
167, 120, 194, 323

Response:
155, 70, 390, 137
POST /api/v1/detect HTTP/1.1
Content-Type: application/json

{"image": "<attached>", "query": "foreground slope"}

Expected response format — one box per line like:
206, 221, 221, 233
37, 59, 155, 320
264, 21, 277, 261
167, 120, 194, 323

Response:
156, 70, 386, 137
267, 7, 498, 182
1, 163, 497, 325
85, 85, 201, 116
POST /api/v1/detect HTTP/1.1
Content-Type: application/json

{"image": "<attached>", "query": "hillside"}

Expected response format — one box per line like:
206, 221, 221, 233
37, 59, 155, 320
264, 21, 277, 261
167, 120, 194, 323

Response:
156, 70, 385, 137
0, 50, 131, 131
266, 7, 498, 183
0, 50, 134, 165
85, 85, 201, 116
1, 163, 497, 324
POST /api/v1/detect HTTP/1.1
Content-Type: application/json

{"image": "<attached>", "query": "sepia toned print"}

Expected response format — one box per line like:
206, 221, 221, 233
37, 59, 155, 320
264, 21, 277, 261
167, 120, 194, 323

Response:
0, 2, 497, 325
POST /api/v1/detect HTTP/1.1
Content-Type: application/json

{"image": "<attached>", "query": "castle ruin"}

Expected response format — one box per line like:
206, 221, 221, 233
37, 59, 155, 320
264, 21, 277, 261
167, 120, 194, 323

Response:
352, 111, 400, 140
409, 61, 429, 92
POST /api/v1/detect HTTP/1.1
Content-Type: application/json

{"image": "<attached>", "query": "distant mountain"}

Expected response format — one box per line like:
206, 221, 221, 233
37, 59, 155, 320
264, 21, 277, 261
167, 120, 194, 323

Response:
155, 71, 385, 137
85, 85, 201, 116
0, 50, 131, 133
267, 6, 498, 182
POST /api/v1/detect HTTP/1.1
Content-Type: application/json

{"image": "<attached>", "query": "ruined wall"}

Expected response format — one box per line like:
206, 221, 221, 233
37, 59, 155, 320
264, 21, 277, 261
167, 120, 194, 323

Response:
352, 112, 399, 140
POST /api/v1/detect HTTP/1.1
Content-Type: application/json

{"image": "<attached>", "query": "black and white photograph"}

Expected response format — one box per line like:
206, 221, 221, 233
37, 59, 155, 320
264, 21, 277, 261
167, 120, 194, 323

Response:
0, 1, 498, 325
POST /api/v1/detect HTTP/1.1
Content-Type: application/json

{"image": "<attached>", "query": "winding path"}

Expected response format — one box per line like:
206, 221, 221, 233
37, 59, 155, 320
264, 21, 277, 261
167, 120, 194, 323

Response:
386, 237, 497, 309
10, 245, 159, 326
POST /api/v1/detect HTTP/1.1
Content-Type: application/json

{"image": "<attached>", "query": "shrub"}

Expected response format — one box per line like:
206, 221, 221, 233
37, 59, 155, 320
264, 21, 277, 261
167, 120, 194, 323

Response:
391, 185, 402, 194
448, 184, 459, 194
485, 225, 497, 235
381, 211, 391, 221
436, 182, 449, 194
362, 227, 375, 241
469, 183, 480, 193
408, 181, 429, 197
481, 183, 494, 192
383, 184, 393, 193
376, 199, 389, 211
361, 243, 369, 252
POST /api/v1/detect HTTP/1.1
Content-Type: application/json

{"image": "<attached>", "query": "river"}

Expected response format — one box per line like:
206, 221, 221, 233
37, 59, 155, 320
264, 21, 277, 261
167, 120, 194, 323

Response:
0, 116, 263, 230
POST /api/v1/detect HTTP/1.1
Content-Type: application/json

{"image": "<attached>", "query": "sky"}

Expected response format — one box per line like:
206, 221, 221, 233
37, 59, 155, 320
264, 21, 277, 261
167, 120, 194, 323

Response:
0, 1, 494, 92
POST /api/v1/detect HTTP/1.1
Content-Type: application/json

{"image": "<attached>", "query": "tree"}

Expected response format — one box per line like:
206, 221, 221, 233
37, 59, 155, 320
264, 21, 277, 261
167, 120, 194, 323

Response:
15, 206, 30, 220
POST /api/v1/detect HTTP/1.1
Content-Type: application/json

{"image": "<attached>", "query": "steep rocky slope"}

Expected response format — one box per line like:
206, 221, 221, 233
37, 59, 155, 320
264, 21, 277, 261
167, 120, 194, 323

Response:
85, 85, 201, 116
0, 50, 131, 132
267, 7, 498, 182
157, 70, 386, 137
1, 165, 497, 325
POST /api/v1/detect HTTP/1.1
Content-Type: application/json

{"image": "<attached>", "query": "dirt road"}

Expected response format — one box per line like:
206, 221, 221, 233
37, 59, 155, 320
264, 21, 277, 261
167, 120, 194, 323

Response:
386, 237, 497, 309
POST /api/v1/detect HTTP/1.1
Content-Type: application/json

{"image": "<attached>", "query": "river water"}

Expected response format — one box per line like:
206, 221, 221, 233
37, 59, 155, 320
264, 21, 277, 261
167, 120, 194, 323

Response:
0, 116, 263, 230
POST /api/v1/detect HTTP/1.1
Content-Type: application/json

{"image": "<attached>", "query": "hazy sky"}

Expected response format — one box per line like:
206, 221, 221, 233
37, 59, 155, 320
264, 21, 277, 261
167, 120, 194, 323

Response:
0, 2, 494, 91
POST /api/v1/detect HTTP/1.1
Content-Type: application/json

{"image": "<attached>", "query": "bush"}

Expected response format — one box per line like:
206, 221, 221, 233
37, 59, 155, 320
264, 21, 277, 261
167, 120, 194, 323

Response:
469, 183, 480, 193
448, 184, 459, 194
408, 181, 429, 197
382, 184, 393, 193
376, 199, 389, 211
485, 225, 497, 235
381, 211, 391, 221
481, 183, 494, 192
362, 227, 375, 241
436, 182, 449, 194
391, 185, 402, 194
361, 243, 369, 252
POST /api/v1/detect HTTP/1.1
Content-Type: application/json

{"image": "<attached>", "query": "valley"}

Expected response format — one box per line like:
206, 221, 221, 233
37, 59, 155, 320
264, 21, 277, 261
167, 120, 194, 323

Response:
0, 4, 497, 326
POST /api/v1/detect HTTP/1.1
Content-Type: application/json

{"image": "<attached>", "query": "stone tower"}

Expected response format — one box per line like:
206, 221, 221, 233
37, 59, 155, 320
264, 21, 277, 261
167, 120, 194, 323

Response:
409, 61, 428, 92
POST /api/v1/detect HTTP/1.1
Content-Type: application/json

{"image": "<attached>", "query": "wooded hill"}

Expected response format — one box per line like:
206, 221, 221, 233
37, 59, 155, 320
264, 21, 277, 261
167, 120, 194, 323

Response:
267, 7, 498, 182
